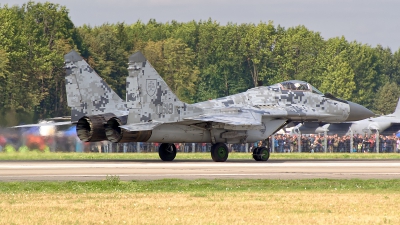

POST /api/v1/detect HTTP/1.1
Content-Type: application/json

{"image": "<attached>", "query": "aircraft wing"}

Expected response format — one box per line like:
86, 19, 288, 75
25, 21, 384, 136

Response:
120, 121, 163, 131
13, 121, 73, 128
121, 109, 264, 131
184, 108, 264, 130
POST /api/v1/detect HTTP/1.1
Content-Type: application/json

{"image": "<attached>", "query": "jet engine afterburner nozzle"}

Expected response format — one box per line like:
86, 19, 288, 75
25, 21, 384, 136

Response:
76, 113, 116, 142
105, 117, 124, 143
105, 117, 152, 143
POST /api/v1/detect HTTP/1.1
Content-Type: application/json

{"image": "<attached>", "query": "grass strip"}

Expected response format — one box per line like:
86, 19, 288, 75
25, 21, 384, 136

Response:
0, 191, 400, 225
1, 152, 400, 160
1, 178, 400, 193
2, 191, 400, 225
2, 179, 400, 224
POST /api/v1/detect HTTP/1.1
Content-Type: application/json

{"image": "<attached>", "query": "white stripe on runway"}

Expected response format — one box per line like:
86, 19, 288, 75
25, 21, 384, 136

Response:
1, 173, 400, 178
1, 162, 400, 169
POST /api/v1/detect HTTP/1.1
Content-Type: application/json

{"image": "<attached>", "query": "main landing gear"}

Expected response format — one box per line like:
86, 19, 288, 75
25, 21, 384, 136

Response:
158, 142, 230, 162
158, 143, 177, 161
157, 142, 269, 162
210, 142, 229, 162
210, 143, 270, 162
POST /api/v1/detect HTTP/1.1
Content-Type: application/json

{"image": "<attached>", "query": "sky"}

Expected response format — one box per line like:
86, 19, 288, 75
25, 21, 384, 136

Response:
5, 0, 400, 51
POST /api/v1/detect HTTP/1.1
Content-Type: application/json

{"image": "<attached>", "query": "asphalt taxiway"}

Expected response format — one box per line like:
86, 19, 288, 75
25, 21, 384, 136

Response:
1, 160, 400, 181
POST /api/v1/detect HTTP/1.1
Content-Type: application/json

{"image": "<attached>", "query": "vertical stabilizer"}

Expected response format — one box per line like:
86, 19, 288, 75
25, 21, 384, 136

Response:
126, 51, 195, 124
64, 50, 126, 122
393, 97, 400, 116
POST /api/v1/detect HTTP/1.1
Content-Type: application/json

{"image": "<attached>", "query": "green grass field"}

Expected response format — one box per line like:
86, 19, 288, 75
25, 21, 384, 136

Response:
1, 151, 400, 160
1, 178, 400, 193
1, 179, 400, 224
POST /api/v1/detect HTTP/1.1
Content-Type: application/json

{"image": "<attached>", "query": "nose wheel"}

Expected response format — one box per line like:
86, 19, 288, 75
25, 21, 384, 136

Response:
158, 143, 177, 161
211, 143, 229, 162
252, 147, 270, 161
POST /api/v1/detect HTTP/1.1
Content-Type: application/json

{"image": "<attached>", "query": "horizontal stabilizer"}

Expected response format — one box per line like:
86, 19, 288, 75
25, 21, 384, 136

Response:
120, 121, 163, 131
13, 121, 73, 128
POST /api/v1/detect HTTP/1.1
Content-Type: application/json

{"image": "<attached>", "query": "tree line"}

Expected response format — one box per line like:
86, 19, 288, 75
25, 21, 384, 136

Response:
1, 1, 400, 126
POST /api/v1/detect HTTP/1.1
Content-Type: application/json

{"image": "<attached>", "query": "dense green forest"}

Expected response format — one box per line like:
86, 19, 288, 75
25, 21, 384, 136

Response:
1, 1, 400, 126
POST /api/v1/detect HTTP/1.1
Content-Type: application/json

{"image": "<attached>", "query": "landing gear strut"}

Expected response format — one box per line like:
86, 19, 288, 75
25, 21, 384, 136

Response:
211, 142, 229, 162
252, 147, 270, 161
158, 143, 177, 161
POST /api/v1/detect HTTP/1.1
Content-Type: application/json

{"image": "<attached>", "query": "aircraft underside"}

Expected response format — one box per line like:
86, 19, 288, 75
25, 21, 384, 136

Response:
148, 123, 280, 162
76, 115, 287, 162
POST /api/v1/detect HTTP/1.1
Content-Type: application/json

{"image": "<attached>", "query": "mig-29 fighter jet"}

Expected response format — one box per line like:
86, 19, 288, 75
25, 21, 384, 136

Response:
63, 50, 374, 162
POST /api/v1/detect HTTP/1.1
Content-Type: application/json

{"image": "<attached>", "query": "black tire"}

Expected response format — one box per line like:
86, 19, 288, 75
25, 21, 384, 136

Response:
252, 147, 261, 161
158, 143, 177, 161
258, 147, 270, 161
211, 143, 229, 162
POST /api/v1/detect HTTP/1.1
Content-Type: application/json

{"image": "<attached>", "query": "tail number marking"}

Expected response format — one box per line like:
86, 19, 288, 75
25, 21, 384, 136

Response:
156, 103, 174, 115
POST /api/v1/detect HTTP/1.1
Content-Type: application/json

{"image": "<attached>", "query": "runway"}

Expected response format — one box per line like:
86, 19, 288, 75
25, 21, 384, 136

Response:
1, 160, 400, 181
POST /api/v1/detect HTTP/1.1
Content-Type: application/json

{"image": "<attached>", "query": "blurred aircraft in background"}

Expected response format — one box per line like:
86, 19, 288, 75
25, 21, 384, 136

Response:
296, 98, 400, 136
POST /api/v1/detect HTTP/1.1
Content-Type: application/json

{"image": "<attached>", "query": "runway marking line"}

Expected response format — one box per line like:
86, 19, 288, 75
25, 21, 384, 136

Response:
2, 172, 400, 178
1, 162, 400, 169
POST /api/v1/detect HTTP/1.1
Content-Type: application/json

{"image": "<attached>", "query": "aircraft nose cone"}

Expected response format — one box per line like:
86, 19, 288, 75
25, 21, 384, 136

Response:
346, 101, 375, 121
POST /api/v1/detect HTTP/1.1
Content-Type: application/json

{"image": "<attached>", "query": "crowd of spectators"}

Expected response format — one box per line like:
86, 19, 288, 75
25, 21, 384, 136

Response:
1, 128, 400, 153
272, 133, 400, 153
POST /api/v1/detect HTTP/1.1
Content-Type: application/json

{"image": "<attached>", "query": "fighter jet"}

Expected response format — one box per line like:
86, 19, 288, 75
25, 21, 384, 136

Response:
62, 50, 374, 162
296, 98, 400, 136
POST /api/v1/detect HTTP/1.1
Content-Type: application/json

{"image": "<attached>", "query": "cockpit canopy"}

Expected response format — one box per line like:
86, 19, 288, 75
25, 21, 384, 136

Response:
279, 80, 323, 95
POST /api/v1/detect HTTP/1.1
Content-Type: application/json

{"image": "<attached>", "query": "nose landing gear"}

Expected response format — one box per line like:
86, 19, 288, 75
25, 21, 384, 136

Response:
252, 147, 270, 161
